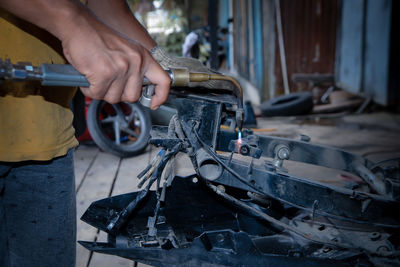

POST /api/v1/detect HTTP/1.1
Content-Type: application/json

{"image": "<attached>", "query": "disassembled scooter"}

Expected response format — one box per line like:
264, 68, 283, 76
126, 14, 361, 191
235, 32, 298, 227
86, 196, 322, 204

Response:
80, 83, 400, 266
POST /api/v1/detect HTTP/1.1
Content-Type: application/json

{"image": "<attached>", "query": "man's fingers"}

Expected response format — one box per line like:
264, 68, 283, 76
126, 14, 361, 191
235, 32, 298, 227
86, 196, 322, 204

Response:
121, 71, 143, 102
151, 79, 170, 110
102, 75, 126, 104
80, 78, 109, 101
144, 61, 171, 110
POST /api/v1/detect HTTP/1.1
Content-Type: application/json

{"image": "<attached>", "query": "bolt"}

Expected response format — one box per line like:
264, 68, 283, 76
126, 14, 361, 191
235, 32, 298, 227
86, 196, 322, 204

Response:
217, 185, 226, 193
216, 234, 225, 243
192, 177, 198, 184
369, 232, 381, 241
277, 147, 290, 160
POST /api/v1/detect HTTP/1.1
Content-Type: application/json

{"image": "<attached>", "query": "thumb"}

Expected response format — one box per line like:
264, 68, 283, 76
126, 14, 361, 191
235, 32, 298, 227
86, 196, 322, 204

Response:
144, 60, 171, 110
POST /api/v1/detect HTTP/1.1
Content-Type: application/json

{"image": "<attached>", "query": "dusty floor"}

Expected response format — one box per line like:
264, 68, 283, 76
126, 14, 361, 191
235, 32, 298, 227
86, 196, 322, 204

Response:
74, 111, 400, 267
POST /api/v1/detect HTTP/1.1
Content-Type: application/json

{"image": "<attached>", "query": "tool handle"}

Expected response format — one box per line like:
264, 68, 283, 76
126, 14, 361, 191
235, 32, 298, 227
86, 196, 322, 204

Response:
40, 64, 150, 87
40, 64, 89, 87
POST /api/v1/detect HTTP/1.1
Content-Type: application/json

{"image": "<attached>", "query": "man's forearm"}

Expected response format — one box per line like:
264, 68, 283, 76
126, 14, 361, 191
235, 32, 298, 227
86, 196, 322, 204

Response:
0, 0, 87, 42
86, 0, 156, 50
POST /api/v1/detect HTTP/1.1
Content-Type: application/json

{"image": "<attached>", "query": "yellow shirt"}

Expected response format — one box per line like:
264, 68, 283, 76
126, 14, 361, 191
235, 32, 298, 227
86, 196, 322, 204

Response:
0, 9, 78, 162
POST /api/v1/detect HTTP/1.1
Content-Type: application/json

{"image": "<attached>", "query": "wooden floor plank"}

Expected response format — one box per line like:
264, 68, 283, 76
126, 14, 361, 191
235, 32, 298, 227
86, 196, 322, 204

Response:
89, 149, 151, 267
76, 151, 121, 267
113, 147, 152, 195
74, 145, 99, 192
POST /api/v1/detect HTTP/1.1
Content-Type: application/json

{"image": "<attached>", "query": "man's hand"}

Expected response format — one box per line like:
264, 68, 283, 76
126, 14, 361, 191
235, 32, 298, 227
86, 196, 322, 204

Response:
0, 0, 171, 109
61, 11, 170, 108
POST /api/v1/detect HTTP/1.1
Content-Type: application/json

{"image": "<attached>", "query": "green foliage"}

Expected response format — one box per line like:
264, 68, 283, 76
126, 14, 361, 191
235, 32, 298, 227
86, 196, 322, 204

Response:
125, 0, 187, 57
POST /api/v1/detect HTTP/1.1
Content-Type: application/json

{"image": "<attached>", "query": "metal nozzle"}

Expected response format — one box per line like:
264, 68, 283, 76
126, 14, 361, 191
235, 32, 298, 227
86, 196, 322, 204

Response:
236, 108, 244, 131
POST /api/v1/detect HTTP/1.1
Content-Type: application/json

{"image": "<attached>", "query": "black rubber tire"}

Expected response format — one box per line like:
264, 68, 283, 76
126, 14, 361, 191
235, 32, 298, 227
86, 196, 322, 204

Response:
87, 100, 151, 158
260, 92, 314, 117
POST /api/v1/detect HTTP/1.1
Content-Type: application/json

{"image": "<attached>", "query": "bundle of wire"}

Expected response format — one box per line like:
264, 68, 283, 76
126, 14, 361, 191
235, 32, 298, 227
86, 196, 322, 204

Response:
106, 115, 185, 234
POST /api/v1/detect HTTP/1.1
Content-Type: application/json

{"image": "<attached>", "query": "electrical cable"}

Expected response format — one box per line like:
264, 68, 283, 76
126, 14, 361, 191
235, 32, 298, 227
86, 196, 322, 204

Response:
207, 182, 354, 250
106, 143, 182, 233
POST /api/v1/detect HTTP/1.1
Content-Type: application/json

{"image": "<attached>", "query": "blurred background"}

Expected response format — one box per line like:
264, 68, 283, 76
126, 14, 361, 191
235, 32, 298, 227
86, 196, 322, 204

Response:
126, 0, 399, 108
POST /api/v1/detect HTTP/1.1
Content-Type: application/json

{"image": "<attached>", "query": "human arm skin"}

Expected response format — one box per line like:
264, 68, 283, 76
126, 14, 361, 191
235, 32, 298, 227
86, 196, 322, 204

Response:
0, 0, 170, 108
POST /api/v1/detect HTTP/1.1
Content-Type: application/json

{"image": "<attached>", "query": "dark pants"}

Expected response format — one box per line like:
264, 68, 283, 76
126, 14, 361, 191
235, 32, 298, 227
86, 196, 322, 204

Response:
0, 150, 76, 267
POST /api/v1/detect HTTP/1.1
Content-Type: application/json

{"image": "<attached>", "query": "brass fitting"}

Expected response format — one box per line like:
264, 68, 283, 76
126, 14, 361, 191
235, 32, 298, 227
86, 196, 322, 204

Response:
170, 68, 213, 86
170, 68, 190, 87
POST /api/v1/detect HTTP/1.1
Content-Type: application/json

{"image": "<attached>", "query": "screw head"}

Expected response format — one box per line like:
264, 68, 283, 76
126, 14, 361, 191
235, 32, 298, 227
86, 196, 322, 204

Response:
240, 145, 250, 155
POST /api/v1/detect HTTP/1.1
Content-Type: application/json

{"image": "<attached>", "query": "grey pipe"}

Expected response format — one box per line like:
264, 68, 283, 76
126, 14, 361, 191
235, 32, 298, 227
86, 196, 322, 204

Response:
196, 148, 223, 181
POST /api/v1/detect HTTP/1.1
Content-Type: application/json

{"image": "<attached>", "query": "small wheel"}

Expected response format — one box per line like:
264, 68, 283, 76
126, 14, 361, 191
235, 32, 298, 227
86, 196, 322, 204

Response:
87, 100, 151, 157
